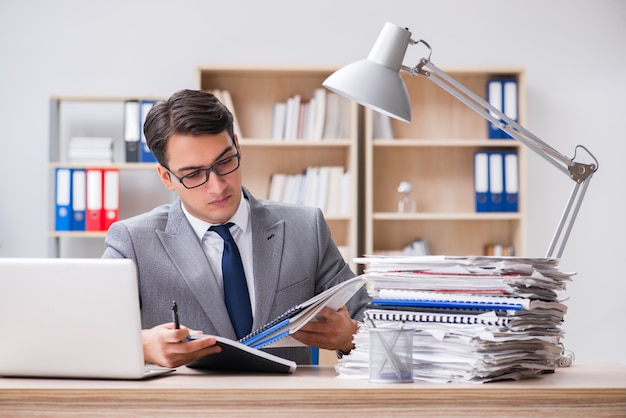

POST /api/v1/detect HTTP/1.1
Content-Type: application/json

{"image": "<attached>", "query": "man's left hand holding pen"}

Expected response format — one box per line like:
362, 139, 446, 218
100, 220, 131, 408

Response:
141, 301, 222, 368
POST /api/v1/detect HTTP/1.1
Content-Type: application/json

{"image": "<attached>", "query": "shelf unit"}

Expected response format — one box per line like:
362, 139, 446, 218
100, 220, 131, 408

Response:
196, 66, 360, 270
364, 67, 527, 256
48, 96, 174, 258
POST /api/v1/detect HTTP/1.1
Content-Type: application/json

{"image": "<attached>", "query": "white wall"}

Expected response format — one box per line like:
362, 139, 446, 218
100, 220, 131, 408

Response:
1, 0, 624, 364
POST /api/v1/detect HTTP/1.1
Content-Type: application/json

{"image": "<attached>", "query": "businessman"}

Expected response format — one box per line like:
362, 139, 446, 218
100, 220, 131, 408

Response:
103, 89, 369, 368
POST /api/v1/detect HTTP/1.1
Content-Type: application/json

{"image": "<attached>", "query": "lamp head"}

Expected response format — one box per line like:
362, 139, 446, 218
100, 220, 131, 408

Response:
323, 22, 413, 123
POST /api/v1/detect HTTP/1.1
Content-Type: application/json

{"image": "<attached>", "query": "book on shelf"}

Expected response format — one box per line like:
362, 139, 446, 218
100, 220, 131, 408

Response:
271, 102, 287, 140
270, 89, 349, 141
218, 89, 243, 140
403, 238, 430, 256
67, 136, 114, 164
266, 166, 349, 216
284, 94, 301, 140
186, 275, 366, 373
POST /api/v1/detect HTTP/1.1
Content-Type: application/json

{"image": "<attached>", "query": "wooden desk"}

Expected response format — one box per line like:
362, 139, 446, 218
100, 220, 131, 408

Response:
1, 363, 624, 417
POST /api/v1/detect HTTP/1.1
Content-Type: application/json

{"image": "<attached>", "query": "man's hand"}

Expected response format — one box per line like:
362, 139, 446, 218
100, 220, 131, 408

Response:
292, 305, 358, 354
142, 323, 222, 368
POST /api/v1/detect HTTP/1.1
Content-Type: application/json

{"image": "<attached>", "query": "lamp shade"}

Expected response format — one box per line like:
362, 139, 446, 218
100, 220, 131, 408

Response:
323, 22, 413, 123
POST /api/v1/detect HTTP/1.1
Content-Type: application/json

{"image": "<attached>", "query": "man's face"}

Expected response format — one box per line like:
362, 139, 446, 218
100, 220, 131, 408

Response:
157, 130, 242, 225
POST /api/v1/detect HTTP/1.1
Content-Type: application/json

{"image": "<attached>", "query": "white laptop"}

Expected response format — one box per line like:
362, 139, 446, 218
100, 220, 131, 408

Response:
0, 258, 174, 380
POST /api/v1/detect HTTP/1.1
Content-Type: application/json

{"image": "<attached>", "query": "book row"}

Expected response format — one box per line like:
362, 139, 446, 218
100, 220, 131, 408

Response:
54, 167, 119, 232
268, 166, 350, 216
474, 150, 518, 212
271, 88, 351, 141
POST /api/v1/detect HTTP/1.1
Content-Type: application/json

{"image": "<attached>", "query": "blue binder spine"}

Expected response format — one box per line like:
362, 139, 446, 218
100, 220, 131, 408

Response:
371, 298, 524, 311
139, 100, 157, 163
487, 77, 518, 139
474, 151, 490, 212
488, 152, 505, 212
486, 79, 503, 139
55, 167, 72, 231
501, 79, 518, 140
71, 168, 87, 230
503, 151, 519, 212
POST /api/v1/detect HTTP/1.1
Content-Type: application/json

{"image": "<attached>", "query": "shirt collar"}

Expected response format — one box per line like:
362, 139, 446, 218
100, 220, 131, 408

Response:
181, 191, 250, 242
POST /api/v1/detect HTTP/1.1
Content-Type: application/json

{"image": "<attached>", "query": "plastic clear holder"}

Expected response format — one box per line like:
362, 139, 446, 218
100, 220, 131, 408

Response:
368, 327, 413, 383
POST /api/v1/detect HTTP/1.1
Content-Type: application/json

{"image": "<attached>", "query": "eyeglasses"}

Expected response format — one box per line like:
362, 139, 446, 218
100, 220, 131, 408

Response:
164, 153, 240, 189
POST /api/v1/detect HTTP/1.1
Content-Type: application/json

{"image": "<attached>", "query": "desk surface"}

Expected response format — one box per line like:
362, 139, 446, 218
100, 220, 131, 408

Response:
1, 363, 625, 417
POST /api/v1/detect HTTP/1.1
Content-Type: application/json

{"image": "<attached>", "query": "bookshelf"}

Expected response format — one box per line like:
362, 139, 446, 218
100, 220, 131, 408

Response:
48, 96, 174, 257
196, 66, 360, 271
363, 67, 527, 256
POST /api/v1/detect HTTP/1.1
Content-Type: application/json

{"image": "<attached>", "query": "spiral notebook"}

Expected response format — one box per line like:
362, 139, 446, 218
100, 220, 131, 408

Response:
239, 275, 367, 349
365, 309, 511, 327
186, 275, 366, 373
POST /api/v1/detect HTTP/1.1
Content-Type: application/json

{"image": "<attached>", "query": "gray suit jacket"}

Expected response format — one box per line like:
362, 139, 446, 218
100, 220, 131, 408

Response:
103, 187, 369, 364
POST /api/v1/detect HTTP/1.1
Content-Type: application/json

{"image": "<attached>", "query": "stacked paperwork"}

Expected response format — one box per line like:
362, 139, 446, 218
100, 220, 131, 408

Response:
337, 255, 574, 383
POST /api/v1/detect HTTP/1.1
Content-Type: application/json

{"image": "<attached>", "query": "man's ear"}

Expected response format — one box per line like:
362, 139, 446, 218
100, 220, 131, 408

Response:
233, 133, 241, 156
157, 165, 176, 191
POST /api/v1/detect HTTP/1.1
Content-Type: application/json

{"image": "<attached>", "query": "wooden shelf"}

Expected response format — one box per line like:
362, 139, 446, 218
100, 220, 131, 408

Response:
364, 67, 528, 257
48, 96, 173, 257
197, 66, 360, 269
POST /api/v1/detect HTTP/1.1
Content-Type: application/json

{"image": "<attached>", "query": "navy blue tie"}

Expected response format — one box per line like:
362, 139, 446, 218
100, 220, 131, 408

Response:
209, 222, 253, 339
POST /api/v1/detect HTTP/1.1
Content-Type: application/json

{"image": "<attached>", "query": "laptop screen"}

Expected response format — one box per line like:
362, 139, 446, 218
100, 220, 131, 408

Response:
0, 258, 165, 379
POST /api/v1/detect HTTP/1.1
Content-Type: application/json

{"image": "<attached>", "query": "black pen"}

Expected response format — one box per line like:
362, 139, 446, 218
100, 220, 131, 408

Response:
171, 301, 191, 342
171, 300, 181, 329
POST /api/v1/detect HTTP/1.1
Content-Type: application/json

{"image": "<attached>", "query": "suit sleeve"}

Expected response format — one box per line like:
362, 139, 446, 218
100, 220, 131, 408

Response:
102, 221, 136, 260
311, 208, 370, 321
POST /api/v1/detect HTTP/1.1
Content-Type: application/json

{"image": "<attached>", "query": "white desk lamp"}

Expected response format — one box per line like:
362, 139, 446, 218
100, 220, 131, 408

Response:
323, 22, 598, 259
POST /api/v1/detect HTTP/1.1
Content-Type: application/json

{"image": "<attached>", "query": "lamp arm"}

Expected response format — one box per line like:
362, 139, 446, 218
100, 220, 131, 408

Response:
403, 56, 599, 258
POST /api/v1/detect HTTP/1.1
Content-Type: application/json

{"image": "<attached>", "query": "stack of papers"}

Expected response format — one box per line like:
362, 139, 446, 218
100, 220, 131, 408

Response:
68, 136, 114, 163
336, 255, 574, 383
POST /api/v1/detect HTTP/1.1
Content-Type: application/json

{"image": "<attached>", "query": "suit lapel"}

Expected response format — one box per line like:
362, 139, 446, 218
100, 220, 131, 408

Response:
156, 200, 235, 338
246, 189, 284, 329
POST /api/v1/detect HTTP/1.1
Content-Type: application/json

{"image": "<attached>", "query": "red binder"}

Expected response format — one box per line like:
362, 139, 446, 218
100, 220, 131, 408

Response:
86, 168, 103, 231
103, 168, 120, 231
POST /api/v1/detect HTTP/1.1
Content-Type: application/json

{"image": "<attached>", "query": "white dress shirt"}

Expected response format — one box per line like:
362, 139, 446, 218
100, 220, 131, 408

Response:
181, 192, 256, 315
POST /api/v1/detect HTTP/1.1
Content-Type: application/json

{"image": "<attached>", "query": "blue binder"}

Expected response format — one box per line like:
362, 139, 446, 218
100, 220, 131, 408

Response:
474, 151, 489, 212
503, 151, 519, 212
487, 78, 518, 139
55, 168, 72, 231
488, 152, 504, 212
139, 100, 157, 162
371, 298, 524, 311
71, 168, 86, 230
487, 79, 503, 139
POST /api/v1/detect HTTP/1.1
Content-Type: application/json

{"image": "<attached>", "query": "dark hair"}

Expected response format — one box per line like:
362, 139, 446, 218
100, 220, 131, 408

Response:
143, 89, 235, 167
